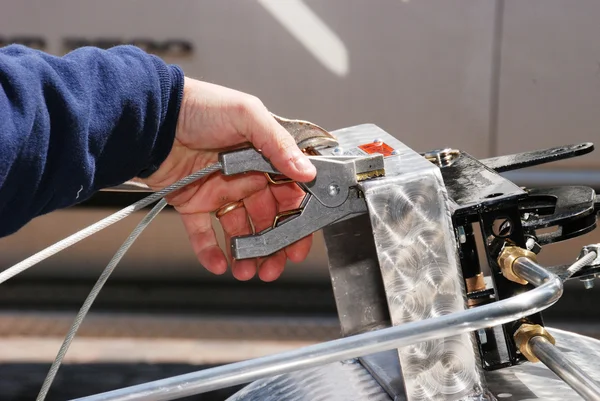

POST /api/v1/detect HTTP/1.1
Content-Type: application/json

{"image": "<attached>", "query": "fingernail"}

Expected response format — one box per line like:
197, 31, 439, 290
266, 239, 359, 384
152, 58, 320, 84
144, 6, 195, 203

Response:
294, 154, 316, 175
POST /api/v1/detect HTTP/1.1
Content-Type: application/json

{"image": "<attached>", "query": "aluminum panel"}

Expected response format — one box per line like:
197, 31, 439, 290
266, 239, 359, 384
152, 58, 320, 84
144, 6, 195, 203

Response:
326, 124, 489, 401
230, 328, 600, 401
227, 358, 391, 401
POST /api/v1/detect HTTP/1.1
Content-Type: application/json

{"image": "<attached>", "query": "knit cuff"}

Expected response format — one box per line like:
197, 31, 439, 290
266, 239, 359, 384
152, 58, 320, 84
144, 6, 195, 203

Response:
138, 60, 185, 178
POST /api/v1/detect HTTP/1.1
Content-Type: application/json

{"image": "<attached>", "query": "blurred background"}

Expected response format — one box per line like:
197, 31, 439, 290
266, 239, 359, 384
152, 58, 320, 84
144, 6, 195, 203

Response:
1, 0, 599, 399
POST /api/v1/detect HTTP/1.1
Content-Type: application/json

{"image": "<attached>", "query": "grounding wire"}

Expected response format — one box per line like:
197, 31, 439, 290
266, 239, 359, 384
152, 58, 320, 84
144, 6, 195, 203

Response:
36, 199, 168, 401
0, 162, 222, 284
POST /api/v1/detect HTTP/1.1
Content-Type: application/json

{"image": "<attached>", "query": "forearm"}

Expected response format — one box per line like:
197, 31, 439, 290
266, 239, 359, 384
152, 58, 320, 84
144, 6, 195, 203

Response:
0, 45, 183, 236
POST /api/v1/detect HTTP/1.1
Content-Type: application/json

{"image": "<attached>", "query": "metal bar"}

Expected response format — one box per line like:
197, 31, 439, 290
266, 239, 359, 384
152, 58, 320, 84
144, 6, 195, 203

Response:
72, 260, 562, 401
529, 336, 600, 401
513, 257, 563, 287
361, 163, 489, 400
322, 214, 390, 337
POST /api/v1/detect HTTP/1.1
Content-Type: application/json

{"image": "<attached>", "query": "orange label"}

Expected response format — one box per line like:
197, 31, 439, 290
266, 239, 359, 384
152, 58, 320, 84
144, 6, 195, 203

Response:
358, 142, 395, 157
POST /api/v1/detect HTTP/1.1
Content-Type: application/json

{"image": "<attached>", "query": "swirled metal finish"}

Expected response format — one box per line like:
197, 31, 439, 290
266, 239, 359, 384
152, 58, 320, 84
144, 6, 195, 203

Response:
332, 124, 489, 401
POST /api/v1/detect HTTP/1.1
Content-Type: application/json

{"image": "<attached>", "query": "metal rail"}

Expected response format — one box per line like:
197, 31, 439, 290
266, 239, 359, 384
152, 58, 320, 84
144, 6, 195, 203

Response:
530, 336, 600, 400
73, 258, 562, 401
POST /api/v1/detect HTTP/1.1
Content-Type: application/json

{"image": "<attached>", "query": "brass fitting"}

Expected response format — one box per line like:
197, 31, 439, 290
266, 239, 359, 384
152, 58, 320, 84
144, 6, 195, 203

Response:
497, 245, 537, 285
514, 323, 556, 363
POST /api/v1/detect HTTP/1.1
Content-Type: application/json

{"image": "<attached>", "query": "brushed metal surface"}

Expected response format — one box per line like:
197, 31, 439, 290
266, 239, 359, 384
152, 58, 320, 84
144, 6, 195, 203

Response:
227, 358, 392, 401
327, 124, 489, 401
229, 328, 600, 401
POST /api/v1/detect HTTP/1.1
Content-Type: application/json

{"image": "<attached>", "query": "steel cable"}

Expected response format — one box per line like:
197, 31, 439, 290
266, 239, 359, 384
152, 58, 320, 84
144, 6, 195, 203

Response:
0, 163, 221, 284
36, 199, 168, 401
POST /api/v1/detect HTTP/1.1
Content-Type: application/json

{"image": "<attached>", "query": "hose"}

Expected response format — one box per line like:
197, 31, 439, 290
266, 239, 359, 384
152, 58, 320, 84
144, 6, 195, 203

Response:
0, 163, 221, 284
36, 199, 168, 401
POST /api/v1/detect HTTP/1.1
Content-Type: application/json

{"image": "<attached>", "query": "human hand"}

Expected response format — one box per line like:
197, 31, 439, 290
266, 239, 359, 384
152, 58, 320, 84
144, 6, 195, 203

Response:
143, 78, 317, 281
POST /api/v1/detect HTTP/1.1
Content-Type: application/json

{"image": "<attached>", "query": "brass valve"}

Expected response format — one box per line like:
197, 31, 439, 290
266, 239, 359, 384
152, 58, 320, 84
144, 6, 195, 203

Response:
497, 245, 537, 285
514, 323, 556, 363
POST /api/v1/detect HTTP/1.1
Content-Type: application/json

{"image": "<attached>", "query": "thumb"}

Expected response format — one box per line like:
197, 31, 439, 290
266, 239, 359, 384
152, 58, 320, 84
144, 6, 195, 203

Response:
240, 98, 316, 182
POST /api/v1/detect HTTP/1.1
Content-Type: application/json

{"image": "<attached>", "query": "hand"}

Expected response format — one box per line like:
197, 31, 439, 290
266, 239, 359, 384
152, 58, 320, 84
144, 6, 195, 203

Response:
142, 78, 317, 281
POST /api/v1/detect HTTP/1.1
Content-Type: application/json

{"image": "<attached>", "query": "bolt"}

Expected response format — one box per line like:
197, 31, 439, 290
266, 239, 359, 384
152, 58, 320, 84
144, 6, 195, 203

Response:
581, 276, 595, 290
328, 184, 340, 196
332, 147, 343, 155
457, 226, 467, 244
373, 138, 383, 146
525, 237, 542, 254
525, 237, 535, 249
391, 149, 400, 156
477, 329, 488, 345
423, 148, 460, 167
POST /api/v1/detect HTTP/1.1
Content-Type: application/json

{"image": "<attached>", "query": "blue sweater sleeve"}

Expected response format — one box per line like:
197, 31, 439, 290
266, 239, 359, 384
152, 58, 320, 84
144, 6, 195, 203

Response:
0, 45, 184, 237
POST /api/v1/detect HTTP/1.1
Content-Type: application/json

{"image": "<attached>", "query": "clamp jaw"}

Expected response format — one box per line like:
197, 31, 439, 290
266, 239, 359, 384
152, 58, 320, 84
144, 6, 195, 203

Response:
219, 148, 385, 259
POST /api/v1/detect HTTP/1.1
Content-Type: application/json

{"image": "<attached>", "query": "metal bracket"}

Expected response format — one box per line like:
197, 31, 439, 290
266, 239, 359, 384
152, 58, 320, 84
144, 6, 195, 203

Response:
219, 147, 384, 260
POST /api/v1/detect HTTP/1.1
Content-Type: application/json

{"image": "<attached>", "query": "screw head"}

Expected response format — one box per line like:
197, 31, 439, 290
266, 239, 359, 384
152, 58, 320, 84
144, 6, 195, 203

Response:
391, 149, 400, 156
328, 184, 340, 196
332, 147, 343, 155
373, 138, 383, 146
525, 237, 542, 254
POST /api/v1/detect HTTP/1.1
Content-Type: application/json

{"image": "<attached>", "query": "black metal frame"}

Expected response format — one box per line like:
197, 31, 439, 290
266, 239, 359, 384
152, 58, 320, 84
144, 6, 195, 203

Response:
320, 142, 600, 397
441, 143, 598, 370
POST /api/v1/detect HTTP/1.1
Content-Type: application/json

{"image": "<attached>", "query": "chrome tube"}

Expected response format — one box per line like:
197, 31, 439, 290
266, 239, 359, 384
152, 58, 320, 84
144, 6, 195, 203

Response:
73, 258, 562, 401
530, 336, 600, 401
513, 256, 557, 287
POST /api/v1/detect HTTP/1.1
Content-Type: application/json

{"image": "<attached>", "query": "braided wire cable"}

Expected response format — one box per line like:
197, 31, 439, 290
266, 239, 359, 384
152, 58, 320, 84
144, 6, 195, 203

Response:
565, 251, 597, 278
36, 199, 168, 401
0, 162, 222, 284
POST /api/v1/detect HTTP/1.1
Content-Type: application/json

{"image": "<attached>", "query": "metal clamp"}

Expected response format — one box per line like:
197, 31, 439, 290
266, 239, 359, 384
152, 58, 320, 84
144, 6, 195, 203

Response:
218, 147, 385, 259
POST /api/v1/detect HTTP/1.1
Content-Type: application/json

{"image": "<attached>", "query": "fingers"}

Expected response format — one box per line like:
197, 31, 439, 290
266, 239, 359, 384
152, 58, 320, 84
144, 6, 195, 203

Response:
243, 186, 278, 232
235, 98, 316, 183
285, 233, 313, 264
179, 212, 227, 275
243, 186, 286, 281
174, 171, 266, 280
179, 79, 316, 182
218, 205, 257, 281
258, 251, 287, 282
172, 172, 268, 214
270, 183, 313, 264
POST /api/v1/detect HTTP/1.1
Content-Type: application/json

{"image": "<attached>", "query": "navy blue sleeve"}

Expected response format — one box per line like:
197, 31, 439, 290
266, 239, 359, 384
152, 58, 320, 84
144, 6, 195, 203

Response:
0, 44, 184, 236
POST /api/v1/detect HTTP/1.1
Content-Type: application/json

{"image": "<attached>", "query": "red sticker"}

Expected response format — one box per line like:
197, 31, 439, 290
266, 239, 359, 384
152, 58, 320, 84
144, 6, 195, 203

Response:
358, 142, 395, 157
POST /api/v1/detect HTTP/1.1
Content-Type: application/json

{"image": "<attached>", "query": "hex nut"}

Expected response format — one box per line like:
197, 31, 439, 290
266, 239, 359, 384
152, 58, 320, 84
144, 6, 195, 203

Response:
514, 323, 556, 363
497, 245, 537, 285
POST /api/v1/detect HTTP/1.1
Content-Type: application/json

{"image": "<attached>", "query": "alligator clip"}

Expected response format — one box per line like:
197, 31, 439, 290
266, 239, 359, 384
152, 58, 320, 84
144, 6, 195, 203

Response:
218, 148, 385, 259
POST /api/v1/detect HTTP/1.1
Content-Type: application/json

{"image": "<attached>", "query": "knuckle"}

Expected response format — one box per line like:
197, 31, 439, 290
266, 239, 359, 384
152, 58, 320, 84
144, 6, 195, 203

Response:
235, 95, 264, 117
246, 95, 265, 110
